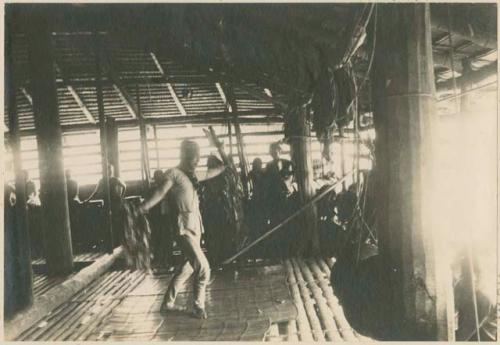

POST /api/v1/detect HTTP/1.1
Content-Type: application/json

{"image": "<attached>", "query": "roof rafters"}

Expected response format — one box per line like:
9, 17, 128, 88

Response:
215, 82, 232, 112
112, 84, 138, 119
150, 52, 188, 116
67, 85, 96, 124
20, 87, 33, 106
102, 53, 139, 119
54, 62, 96, 124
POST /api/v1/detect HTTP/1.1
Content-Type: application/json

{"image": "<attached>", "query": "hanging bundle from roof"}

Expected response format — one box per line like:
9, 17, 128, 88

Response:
310, 65, 355, 142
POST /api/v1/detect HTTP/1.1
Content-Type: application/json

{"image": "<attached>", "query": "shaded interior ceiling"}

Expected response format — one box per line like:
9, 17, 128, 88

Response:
5, 3, 497, 133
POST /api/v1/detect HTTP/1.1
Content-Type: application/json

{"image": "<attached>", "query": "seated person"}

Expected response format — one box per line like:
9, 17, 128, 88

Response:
22, 170, 41, 207
84, 164, 126, 204
249, 157, 265, 201
4, 182, 16, 208
84, 164, 127, 247
65, 169, 84, 250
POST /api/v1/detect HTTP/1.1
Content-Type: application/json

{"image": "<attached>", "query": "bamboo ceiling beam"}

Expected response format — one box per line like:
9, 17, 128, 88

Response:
101, 51, 139, 119
20, 87, 33, 105
430, 7, 497, 50
149, 52, 188, 116
215, 82, 231, 111
10, 109, 283, 136
112, 84, 138, 119
67, 85, 96, 124
55, 62, 97, 124
436, 61, 497, 93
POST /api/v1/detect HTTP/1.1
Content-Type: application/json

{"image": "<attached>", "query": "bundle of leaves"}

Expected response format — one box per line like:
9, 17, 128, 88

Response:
121, 201, 152, 271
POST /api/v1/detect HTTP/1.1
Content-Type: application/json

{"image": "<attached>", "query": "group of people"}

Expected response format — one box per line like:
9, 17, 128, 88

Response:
247, 142, 300, 257
5, 140, 303, 320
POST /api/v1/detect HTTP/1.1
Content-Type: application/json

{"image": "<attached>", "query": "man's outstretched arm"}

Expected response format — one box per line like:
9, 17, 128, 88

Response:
138, 178, 173, 214
198, 165, 226, 182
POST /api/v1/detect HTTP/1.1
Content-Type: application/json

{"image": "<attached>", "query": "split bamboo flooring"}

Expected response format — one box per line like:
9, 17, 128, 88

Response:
19, 257, 374, 342
266, 257, 374, 342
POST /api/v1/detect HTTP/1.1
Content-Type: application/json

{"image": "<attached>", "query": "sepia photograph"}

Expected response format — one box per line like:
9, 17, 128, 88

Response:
3, 1, 498, 341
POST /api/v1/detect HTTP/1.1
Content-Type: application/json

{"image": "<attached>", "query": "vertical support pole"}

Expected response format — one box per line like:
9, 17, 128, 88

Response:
106, 117, 120, 178
372, 4, 454, 340
93, 31, 114, 254
287, 106, 320, 255
5, 26, 34, 314
460, 59, 474, 115
153, 125, 161, 170
136, 84, 151, 191
227, 117, 234, 159
26, 10, 73, 275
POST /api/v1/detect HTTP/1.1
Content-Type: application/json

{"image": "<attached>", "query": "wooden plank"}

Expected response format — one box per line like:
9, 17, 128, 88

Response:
70, 270, 122, 302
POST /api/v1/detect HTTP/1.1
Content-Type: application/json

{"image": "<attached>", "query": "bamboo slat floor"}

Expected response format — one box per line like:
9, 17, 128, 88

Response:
267, 258, 374, 342
18, 257, 374, 342
17, 261, 297, 341
32, 252, 106, 298
91, 264, 297, 341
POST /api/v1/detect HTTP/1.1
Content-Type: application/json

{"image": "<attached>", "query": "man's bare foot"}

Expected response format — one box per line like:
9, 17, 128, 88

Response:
192, 306, 207, 319
160, 303, 187, 314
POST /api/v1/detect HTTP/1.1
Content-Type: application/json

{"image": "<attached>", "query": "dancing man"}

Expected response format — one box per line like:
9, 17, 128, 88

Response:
138, 140, 224, 319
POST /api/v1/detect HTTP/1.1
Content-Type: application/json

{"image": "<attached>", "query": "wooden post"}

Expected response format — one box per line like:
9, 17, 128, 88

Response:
26, 11, 74, 276
136, 84, 151, 191
372, 4, 455, 340
287, 106, 320, 256
93, 31, 114, 254
106, 117, 120, 178
5, 28, 34, 314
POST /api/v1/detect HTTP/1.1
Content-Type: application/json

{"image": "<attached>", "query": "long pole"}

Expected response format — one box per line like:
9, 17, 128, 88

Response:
222, 170, 355, 264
